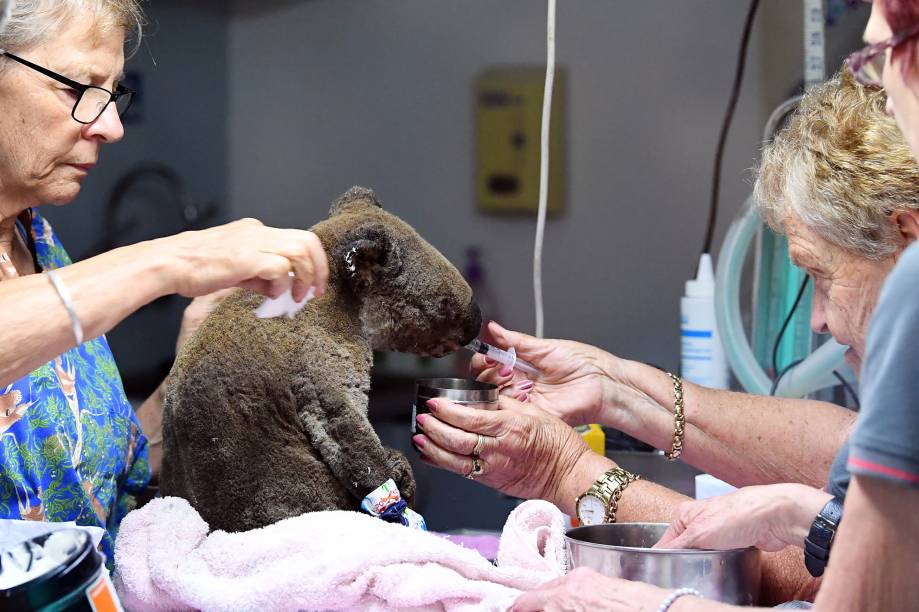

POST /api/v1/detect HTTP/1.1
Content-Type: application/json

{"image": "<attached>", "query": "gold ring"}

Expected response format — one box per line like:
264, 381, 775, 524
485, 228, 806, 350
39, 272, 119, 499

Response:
472, 433, 487, 458
464, 457, 484, 480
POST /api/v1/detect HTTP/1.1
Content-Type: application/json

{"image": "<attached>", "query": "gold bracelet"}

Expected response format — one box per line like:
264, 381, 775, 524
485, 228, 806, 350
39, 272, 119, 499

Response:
604, 467, 640, 524
665, 372, 685, 461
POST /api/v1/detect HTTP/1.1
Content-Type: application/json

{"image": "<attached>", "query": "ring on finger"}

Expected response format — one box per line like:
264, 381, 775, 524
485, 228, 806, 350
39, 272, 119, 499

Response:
471, 433, 487, 458
464, 457, 485, 480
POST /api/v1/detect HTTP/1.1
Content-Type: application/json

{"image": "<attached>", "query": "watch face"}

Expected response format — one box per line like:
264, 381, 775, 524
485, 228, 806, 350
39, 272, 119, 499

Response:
577, 495, 607, 526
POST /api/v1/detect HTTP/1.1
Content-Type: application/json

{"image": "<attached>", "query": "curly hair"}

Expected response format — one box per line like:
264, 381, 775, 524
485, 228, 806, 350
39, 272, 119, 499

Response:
754, 70, 919, 260
0, 0, 145, 59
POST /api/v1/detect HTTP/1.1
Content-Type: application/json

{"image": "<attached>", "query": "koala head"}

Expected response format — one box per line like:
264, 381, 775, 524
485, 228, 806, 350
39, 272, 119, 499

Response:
324, 187, 482, 357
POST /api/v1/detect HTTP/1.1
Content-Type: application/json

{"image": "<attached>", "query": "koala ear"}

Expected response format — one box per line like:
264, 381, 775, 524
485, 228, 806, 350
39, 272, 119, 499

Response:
329, 186, 384, 217
339, 226, 403, 293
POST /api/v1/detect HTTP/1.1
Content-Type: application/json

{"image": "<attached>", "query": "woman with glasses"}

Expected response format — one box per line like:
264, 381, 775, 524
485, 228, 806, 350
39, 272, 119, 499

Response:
506, 4, 919, 611
0, 0, 328, 569
650, 6, 919, 610
641, 7, 919, 610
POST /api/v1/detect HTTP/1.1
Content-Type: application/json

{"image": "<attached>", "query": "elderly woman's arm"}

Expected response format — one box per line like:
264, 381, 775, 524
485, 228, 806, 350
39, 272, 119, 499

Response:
420, 397, 822, 605
475, 322, 855, 488
813, 476, 919, 611
617, 363, 855, 488
655, 483, 832, 552
416, 396, 688, 520
0, 219, 328, 388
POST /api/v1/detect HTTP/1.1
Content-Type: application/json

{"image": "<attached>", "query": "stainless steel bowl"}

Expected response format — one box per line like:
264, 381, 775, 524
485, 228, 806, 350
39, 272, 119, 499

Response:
412, 378, 498, 440
565, 523, 760, 605
415, 378, 499, 405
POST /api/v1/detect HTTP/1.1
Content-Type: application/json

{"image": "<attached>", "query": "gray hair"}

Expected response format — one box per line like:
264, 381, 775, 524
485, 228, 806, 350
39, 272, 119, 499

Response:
754, 71, 919, 260
0, 0, 144, 59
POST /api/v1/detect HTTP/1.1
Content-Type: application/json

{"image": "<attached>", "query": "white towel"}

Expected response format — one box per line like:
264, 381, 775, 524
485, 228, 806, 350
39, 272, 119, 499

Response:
114, 497, 567, 612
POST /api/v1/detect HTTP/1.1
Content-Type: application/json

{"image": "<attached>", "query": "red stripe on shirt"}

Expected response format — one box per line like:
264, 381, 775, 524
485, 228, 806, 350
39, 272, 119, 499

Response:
848, 456, 919, 484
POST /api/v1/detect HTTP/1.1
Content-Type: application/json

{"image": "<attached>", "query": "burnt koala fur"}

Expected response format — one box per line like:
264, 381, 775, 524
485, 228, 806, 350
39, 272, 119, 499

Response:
159, 187, 481, 532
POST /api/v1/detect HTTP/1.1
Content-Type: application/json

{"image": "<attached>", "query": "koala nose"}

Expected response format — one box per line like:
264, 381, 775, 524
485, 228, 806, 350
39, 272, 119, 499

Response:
461, 301, 483, 345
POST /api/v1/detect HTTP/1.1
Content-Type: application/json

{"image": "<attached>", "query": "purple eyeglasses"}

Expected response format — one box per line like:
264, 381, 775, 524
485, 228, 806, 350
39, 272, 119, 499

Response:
846, 23, 919, 88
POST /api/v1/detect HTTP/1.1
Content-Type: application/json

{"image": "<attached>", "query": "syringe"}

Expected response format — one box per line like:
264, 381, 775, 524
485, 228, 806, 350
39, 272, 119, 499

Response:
465, 338, 542, 377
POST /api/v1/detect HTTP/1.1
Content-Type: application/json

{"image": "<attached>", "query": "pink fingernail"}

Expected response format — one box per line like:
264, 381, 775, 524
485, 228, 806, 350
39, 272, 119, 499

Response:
426, 399, 438, 412
499, 366, 513, 377
415, 414, 428, 428
484, 357, 497, 366
516, 380, 534, 391
412, 435, 427, 449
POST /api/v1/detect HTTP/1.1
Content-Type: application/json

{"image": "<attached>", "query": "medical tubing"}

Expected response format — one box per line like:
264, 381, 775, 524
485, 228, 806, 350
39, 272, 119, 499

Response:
714, 199, 848, 397
772, 339, 847, 397
533, 0, 555, 339
832, 370, 860, 409
770, 358, 804, 396
763, 96, 803, 143
714, 197, 772, 394
771, 275, 810, 377
701, 0, 761, 256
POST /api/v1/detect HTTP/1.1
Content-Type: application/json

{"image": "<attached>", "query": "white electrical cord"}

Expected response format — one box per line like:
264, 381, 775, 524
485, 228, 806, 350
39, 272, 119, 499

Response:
533, 0, 556, 339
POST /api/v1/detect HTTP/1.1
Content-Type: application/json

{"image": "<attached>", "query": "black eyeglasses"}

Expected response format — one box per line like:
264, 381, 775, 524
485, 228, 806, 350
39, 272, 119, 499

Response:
0, 50, 134, 124
846, 23, 919, 88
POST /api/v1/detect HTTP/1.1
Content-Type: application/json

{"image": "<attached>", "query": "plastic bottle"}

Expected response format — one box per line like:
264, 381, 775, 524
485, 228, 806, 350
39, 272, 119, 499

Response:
680, 254, 729, 389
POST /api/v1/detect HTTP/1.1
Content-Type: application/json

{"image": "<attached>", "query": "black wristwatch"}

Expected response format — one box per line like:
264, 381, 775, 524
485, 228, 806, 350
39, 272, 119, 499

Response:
804, 496, 844, 577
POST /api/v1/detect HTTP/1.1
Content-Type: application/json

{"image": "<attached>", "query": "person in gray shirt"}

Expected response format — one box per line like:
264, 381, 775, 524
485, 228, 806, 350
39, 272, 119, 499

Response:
827, 236, 919, 495
646, 4, 919, 611
847, 242, 919, 486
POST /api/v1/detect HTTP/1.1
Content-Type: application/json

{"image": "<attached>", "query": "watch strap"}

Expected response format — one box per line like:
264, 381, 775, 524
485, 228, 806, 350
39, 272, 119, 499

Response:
577, 467, 640, 524
804, 496, 843, 577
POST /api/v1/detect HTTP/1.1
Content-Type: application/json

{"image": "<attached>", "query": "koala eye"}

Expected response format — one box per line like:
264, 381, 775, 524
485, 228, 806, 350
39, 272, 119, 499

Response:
437, 297, 451, 316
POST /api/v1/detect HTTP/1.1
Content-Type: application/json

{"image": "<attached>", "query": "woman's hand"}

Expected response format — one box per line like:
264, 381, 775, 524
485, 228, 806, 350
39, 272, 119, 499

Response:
471, 321, 622, 426
154, 218, 329, 302
510, 568, 677, 612
655, 484, 832, 552
413, 395, 593, 503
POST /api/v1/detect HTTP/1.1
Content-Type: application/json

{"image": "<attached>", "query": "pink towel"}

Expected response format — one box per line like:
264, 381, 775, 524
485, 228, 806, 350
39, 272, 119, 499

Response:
497, 499, 567, 576
114, 497, 567, 612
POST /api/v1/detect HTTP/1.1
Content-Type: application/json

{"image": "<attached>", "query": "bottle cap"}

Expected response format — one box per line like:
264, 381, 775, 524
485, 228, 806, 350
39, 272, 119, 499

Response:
685, 253, 715, 298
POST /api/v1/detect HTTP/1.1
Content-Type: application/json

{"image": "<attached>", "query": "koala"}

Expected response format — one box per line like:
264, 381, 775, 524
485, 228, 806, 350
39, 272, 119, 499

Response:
159, 187, 482, 533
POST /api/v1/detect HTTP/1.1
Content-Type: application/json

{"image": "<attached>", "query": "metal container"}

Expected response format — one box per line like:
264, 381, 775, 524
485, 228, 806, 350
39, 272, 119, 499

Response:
565, 523, 761, 605
412, 378, 498, 439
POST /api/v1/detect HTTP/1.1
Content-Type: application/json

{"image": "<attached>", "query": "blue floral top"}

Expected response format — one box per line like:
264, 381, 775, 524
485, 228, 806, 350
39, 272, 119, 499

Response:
0, 210, 151, 568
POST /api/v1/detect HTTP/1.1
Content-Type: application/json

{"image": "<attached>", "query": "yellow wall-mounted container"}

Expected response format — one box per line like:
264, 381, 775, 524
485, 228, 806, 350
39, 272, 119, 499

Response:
476, 67, 565, 214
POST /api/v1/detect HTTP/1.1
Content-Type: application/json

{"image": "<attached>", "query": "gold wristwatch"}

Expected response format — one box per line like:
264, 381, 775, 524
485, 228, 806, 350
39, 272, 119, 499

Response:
575, 467, 640, 525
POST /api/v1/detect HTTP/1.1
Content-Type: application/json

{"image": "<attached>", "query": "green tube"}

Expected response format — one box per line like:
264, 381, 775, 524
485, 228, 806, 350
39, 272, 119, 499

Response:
714, 199, 847, 397
714, 197, 772, 395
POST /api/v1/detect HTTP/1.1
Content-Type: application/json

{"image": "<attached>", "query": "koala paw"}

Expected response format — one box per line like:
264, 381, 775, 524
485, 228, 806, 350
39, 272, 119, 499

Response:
386, 448, 416, 506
